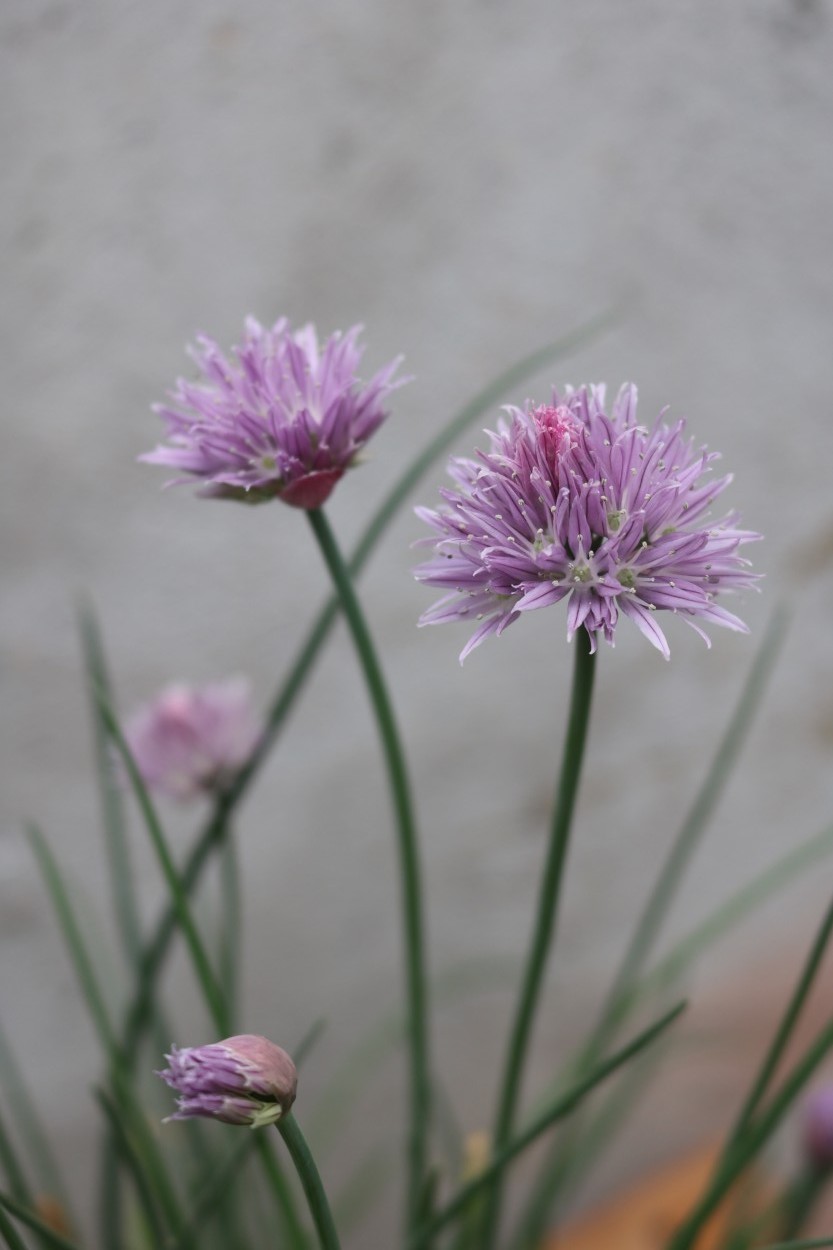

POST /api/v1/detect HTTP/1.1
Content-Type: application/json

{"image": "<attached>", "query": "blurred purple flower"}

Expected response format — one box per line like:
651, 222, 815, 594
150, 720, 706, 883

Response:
415, 385, 760, 661
124, 679, 261, 802
802, 1085, 833, 1170
157, 1034, 297, 1128
143, 317, 406, 509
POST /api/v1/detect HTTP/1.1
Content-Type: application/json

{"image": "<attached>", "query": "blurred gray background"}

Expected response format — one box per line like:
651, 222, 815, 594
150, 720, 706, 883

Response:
3, 0, 833, 1243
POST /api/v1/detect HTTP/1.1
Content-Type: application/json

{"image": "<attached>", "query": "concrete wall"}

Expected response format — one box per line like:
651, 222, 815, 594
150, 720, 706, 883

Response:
3, 0, 833, 1241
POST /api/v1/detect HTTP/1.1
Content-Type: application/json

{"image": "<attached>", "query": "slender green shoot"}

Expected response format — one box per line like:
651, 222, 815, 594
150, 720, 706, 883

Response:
167, 1136, 260, 1250
514, 607, 790, 1237
94, 687, 228, 1034
0, 1110, 33, 1211
0, 986, 74, 1222
667, 1014, 833, 1250
593, 605, 789, 1048
253, 1135, 310, 1250
510, 1038, 669, 1249
307, 507, 429, 1232
516, 817, 833, 1246
26, 824, 118, 1057
720, 889, 833, 1154
276, 1116, 341, 1250
0, 1190, 79, 1250
218, 826, 241, 1029
0, 1199, 36, 1250
94, 1089, 167, 1248
665, 885, 833, 1250
115, 317, 613, 1067
408, 1002, 686, 1250
483, 630, 596, 1248
77, 599, 142, 964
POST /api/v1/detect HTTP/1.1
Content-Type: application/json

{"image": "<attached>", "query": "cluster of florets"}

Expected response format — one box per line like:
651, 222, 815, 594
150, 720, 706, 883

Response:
415, 384, 759, 661
143, 318, 405, 509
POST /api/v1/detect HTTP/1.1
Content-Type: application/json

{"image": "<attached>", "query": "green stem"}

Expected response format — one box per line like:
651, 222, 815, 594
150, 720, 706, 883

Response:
115, 319, 611, 1070
776, 1169, 828, 1242
666, 1014, 833, 1250
306, 508, 430, 1232
725, 890, 833, 1149
254, 1135, 310, 1250
482, 630, 596, 1248
667, 890, 833, 1250
409, 1002, 685, 1250
595, 606, 788, 1044
276, 1117, 341, 1250
218, 821, 241, 1029
0, 1189, 80, 1250
511, 609, 789, 1246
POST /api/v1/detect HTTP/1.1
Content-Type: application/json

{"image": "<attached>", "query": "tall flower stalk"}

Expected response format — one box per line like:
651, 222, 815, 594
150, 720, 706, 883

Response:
481, 630, 596, 1247
306, 507, 431, 1234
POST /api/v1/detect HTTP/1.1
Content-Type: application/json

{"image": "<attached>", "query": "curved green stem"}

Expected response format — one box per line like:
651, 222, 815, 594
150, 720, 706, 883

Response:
114, 322, 610, 1069
483, 630, 596, 1249
666, 1013, 833, 1250
277, 1117, 341, 1250
307, 507, 430, 1233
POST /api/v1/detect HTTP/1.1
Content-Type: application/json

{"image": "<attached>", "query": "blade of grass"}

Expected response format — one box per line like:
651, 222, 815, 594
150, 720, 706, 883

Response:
0, 1192, 78, 1250
93, 687, 227, 1034
94, 1090, 167, 1249
167, 1135, 260, 1250
644, 822, 833, 1002
117, 315, 615, 1066
0, 1112, 33, 1210
516, 818, 833, 1246
510, 1037, 671, 1249
26, 824, 165, 1248
27, 824, 118, 1056
217, 828, 241, 1030
408, 1002, 686, 1250
483, 631, 597, 1250
0, 1024, 73, 1230
594, 605, 789, 1046
293, 1020, 327, 1070
0, 1202, 31, 1250
308, 955, 516, 1153
306, 506, 430, 1232
518, 605, 789, 1237
77, 599, 142, 964
96, 696, 306, 1244
718, 888, 833, 1153
667, 1013, 833, 1250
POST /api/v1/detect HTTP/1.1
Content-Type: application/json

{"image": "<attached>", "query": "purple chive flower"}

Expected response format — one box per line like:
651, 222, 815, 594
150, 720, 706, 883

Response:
142, 317, 406, 509
802, 1086, 833, 1170
415, 385, 760, 661
124, 679, 261, 802
157, 1035, 298, 1128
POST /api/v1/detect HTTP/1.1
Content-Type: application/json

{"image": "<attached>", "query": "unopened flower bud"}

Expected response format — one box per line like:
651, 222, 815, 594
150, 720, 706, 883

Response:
157, 1034, 297, 1129
802, 1085, 833, 1171
124, 678, 261, 802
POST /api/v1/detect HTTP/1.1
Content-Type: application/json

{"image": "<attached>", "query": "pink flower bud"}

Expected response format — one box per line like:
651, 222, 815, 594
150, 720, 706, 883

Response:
157, 1034, 298, 1128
